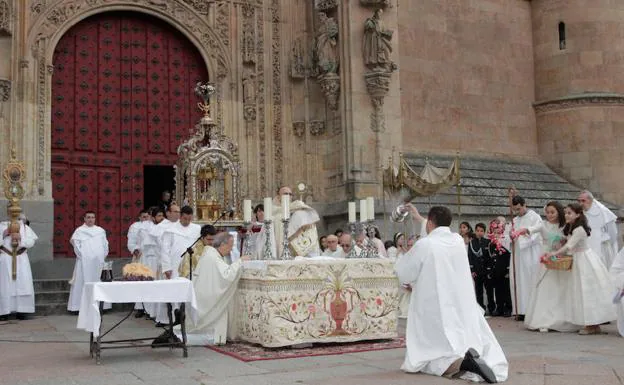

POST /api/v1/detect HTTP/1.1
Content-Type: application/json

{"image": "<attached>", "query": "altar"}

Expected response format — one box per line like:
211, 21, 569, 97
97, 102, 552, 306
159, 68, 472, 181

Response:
234, 258, 399, 348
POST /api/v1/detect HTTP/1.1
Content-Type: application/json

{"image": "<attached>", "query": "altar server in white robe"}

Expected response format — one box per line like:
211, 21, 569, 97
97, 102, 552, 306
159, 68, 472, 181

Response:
156, 205, 200, 324
128, 209, 152, 317
396, 205, 507, 383
149, 205, 179, 274
510, 195, 543, 319
0, 216, 38, 320
578, 190, 618, 269
610, 247, 624, 337
67, 211, 110, 312
183, 231, 249, 345
134, 210, 160, 318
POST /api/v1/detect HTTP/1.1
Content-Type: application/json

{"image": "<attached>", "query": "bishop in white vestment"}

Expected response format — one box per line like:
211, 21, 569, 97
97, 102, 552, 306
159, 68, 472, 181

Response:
510, 196, 543, 317
273, 186, 320, 257
578, 190, 618, 268
67, 212, 109, 312
396, 205, 507, 383
0, 219, 38, 318
183, 232, 246, 345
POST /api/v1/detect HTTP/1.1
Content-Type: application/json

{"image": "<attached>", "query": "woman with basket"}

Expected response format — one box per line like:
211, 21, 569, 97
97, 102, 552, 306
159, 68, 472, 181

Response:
514, 201, 578, 333
544, 203, 616, 335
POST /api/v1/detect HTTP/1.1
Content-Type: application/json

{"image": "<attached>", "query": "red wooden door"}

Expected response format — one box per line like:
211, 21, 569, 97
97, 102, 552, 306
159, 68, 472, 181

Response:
51, 12, 207, 258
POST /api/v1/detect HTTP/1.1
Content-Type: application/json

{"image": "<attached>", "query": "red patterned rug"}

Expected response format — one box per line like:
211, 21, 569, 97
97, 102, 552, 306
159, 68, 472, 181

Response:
206, 338, 405, 362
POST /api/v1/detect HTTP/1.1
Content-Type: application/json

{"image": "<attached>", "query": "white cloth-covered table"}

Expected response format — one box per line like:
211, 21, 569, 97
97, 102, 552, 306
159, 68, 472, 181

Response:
235, 258, 399, 347
77, 278, 198, 337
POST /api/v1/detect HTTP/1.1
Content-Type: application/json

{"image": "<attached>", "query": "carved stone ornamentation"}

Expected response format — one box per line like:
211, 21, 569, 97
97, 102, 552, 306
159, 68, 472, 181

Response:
31, 0, 46, 15
290, 37, 307, 79
256, 4, 266, 196
360, 0, 391, 7
241, 4, 256, 64
363, 9, 397, 73
314, 0, 338, 11
216, 2, 230, 48
309, 120, 326, 136
313, 12, 339, 76
243, 104, 257, 122
293, 121, 305, 137
0, 79, 10, 102
182, 0, 210, 14
364, 71, 391, 133
533, 94, 624, 113
318, 73, 340, 111
0, 0, 11, 36
271, 0, 283, 187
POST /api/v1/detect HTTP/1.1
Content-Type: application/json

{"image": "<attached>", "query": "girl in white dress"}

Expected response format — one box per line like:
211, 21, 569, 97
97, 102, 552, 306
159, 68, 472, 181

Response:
516, 201, 578, 332
545, 203, 616, 335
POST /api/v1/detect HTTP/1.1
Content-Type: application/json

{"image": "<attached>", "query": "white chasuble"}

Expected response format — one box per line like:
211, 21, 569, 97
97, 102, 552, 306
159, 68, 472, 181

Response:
511, 209, 543, 315
395, 227, 508, 382
183, 246, 243, 345
0, 221, 38, 315
272, 200, 320, 257
67, 224, 109, 312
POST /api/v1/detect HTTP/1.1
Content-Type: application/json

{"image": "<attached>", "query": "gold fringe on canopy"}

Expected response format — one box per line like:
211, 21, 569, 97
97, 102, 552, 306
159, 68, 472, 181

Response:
383, 153, 460, 199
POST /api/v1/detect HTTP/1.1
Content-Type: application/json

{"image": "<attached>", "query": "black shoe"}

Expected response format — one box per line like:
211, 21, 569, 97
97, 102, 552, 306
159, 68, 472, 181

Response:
460, 348, 497, 383
134, 310, 145, 318
155, 322, 170, 328
16, 313, 30, 320
151, 330, 181, 348
515, 314, 525, 322
491, 310, 501, 317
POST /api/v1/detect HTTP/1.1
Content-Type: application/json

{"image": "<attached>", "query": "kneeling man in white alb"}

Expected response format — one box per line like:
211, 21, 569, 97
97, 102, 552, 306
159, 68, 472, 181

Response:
395, 205, 508, 383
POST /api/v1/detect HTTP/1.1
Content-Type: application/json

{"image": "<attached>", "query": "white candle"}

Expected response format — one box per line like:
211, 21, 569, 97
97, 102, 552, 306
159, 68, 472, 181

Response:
366, 197, 375, 221
243, 199, 252, 222
359, 199, 367, 222
263, 197, 273, 221
282, 194, 290, 219
348, 202, 356, 223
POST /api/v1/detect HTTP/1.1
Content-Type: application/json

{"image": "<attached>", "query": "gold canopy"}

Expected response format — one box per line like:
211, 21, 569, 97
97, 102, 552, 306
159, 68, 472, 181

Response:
383, 153, 460, 199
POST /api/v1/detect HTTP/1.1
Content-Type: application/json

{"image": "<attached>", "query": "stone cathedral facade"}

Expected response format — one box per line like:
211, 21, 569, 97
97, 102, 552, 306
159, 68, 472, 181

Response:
0, 0, 623, 268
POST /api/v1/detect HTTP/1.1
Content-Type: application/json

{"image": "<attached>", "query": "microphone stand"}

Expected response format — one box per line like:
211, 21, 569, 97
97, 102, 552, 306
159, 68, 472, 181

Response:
179, 209, 231, 281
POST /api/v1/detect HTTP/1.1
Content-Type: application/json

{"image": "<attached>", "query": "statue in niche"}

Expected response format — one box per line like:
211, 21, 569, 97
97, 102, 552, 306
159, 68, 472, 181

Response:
363, 8, 395, 72
242, 68, 256, 104
314, 12, 339, 75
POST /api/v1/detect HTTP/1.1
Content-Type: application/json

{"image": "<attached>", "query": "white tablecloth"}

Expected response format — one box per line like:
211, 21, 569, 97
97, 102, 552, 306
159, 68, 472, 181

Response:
77, 278, 198, 337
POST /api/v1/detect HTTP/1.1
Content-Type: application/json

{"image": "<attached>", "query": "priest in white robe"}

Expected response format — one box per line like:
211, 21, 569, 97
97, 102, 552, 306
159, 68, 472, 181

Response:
273, 186, 320, 257
156, 205, 200, 325
510, 195, 543, 319
181, 231, 248, 345
611, 247, 624, 337
396, 204, 507, 383
0, 216, 38, 320
67, 211, 110, 312
578, 190, 618, 268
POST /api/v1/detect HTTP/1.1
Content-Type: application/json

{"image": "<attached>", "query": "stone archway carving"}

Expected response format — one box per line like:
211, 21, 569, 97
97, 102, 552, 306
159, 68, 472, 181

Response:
26, 0, 231, 197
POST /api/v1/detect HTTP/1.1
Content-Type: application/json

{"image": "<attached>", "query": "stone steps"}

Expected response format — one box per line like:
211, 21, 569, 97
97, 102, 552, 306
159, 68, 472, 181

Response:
33, 279, 133, 315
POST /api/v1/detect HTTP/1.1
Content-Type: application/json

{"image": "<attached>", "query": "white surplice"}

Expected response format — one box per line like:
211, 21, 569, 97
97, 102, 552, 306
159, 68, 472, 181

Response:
511, 209, 543, 315
0, 221, 38, 315
127, 221, 141, 256
135, 220, 158, 316
610, 248, 624, 337
523, 221, 578, 332
395, 227, 508, 382
561, 227, 616, 326
67, 224, 109, 312
156, 221, 200, 324
183, 246, 243, 345
585, 200, 618, 269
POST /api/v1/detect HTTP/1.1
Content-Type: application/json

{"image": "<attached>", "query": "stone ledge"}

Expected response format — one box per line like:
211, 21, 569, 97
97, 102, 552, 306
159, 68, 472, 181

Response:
534, 93, 624, 113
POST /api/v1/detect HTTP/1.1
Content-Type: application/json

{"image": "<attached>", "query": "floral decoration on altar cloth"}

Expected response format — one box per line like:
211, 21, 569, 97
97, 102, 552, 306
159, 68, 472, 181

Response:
235, 259, 399, 347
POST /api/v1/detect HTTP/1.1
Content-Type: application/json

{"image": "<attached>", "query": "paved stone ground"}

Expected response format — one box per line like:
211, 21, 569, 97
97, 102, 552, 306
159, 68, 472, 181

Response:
1, 313, 623, 385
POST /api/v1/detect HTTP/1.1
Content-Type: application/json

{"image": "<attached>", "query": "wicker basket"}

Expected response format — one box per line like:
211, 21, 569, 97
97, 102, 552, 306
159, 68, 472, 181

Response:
544, 255, 573, 271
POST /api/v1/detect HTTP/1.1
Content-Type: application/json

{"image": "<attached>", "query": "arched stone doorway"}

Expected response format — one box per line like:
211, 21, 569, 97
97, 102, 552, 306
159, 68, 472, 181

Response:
51, 11, 208, 258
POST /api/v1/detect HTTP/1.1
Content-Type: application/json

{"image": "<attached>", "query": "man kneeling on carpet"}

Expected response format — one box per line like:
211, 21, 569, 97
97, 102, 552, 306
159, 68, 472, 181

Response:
395, 205, 508, 383
176, 229, 249, 345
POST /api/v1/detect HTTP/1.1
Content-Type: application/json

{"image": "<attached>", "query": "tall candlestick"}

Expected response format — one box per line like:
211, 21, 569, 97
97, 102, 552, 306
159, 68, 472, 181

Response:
243, 199, 252, 222
359, 199, 367, 222
366, 197, 375, 221
263, 197, 273, 220
348, 202, 356, 223
282, 194, 290, 219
